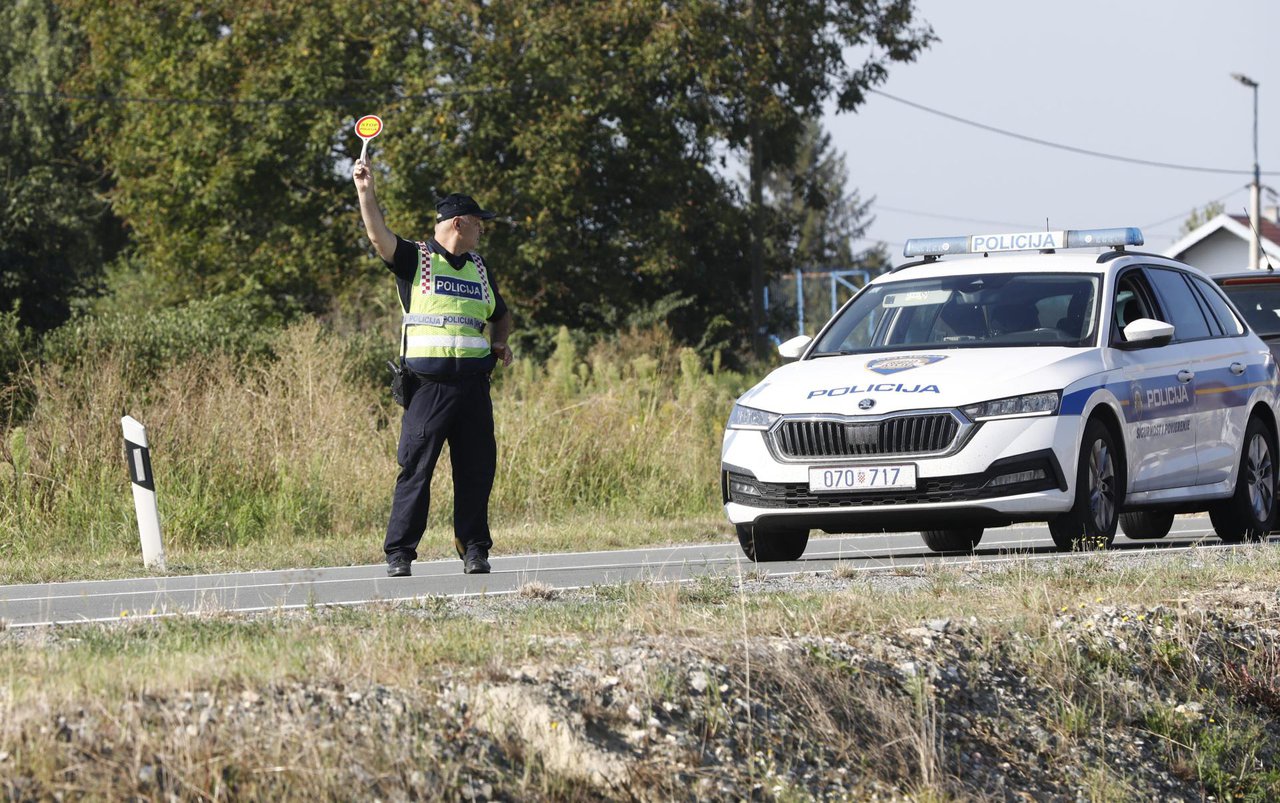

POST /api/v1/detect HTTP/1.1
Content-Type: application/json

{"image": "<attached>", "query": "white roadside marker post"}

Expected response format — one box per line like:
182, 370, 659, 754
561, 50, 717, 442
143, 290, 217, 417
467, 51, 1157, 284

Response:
121, 415, 166, 571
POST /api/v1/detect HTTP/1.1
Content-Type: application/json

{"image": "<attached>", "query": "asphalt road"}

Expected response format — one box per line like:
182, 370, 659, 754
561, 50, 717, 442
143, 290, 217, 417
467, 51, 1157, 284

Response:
0, 515, 1264, 628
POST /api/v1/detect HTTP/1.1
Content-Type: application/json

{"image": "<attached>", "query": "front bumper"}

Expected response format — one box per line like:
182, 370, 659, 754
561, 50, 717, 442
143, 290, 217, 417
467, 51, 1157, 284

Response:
721, 415, 1077, 532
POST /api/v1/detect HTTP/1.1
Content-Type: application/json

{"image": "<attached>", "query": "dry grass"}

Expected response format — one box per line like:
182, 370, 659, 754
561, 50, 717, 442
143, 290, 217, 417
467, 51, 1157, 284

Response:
0, 322, 745, 583
518, 581, 559, 600
830, 560, 860, 580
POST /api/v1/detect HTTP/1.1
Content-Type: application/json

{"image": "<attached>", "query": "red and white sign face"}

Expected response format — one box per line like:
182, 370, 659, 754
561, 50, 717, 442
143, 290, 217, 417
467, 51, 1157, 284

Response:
355, 115, 383, 140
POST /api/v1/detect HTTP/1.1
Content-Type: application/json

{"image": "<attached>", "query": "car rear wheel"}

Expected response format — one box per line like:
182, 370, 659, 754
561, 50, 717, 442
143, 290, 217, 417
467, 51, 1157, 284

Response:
1209, 416, 1275, 544
736, 524, 809, 562
1049, 419, 1121, 551
920, 527, 983, 553
1119, 511, 1174, 540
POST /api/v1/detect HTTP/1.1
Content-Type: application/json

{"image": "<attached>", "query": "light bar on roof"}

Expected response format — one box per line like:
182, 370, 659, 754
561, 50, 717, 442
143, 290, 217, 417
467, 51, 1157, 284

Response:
903, 227, 1143, 258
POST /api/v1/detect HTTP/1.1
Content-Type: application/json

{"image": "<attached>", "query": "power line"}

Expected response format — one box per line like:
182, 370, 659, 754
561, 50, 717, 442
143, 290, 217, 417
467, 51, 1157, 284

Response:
1139, 184, 1246, 231
874, 204, 1031, 230
869, 89, 1280, 177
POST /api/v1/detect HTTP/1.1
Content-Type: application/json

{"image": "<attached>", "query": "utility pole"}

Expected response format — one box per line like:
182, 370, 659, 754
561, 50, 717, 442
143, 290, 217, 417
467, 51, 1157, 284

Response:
1233, 72, 1262, 269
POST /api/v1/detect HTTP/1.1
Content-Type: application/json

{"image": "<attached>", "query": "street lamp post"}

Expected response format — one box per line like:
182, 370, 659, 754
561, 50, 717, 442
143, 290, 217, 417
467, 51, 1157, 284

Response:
1232, 72, 1262, 270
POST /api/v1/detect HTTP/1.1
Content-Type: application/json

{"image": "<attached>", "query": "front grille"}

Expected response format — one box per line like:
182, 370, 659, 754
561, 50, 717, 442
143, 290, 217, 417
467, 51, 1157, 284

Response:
772, 414, 960, 460
725, 462, 1059, 509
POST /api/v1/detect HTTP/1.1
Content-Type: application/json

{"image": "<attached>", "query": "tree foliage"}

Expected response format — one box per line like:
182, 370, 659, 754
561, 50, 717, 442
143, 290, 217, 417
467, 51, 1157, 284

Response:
0, 0, 121, 334
63, 0, 378, 313
1181, 200, 1226, 237
24, 0, 927, 351
765, 118, 875, 268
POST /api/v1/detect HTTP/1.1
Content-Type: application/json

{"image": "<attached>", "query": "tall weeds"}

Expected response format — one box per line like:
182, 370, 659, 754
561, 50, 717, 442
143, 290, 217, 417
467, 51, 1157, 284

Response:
0, 321, 749, 577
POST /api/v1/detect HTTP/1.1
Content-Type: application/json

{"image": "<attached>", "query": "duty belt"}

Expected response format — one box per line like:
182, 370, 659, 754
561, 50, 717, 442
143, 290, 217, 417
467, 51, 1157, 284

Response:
403, 313, 486, 332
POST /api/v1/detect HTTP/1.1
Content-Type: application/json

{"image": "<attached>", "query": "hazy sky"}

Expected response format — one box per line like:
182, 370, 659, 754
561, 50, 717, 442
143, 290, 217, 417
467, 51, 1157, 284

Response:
825, 0, 1280, 259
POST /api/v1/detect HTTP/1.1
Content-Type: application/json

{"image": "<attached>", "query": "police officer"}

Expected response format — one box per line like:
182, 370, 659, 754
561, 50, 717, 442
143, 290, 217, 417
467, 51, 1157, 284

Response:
353, 158, 514, 577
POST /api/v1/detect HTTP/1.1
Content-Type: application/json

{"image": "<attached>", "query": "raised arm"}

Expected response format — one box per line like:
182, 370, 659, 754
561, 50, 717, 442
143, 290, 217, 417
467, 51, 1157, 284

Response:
352, 159, 398, 262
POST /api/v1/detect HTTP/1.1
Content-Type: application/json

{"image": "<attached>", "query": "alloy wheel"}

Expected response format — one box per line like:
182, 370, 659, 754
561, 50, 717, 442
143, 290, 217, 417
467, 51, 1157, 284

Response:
1245, 432, 1274, 522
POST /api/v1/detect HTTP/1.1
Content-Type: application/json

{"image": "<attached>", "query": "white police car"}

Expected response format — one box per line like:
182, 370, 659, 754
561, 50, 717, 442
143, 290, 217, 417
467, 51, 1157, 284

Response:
722, 228, 1280, 560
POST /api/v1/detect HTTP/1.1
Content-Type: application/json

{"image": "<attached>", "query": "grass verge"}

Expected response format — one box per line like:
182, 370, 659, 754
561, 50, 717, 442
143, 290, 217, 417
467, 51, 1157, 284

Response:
2, 547, 1279, 799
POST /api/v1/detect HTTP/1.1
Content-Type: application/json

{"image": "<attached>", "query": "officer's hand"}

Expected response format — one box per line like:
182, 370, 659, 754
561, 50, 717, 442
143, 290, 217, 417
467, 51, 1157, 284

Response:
492, 342, 514, 367
352, 159, 374, 192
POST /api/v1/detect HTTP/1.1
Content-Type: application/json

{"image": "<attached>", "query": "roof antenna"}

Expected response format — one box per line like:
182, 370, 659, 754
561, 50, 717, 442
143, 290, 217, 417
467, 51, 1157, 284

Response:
1040, 217, 1056, 254
1242, 206, 1276, 273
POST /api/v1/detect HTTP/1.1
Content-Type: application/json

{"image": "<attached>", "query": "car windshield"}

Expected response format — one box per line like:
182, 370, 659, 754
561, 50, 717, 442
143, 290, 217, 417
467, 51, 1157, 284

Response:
1219, 283, 1280, 337
811, 273, 1100, 355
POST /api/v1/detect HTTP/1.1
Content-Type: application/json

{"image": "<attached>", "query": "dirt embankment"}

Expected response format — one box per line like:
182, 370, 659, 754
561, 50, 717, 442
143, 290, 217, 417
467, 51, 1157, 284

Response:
3, 584, 1280, 800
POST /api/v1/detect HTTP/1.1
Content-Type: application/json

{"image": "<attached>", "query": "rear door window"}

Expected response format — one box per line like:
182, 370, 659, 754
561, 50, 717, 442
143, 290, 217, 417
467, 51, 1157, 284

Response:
1189, 276, 1245, 336
1146, 268, 1212, 341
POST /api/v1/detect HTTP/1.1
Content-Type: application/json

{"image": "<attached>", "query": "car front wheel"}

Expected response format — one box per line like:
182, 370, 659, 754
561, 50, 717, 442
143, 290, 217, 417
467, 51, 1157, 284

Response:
1119, 510, 1174, 540
1049, 419, 1121, 551
1209, 416, 1276, 544
920, 527, 983, 553
736, 524, 809, 562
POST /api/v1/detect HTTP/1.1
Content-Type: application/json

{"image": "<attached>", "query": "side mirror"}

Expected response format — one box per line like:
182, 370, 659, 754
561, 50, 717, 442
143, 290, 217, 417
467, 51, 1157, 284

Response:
1121, 318, 1175, 348
777, 335, 813, 360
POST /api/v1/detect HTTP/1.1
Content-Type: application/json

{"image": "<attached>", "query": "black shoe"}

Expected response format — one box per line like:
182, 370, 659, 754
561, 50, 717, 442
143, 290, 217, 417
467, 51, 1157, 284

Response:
387, 559, 412, 577
463, 552, 490, 574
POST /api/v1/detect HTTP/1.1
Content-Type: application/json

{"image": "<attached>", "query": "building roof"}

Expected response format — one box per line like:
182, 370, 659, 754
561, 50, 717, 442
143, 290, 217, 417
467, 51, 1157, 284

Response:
1234, 214, 1280, 246
1164, 212, 1280, 264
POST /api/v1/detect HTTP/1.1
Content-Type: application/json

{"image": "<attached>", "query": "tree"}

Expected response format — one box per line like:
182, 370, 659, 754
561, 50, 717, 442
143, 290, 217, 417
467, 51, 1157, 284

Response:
59, 0, 757, 346
336, 0, 762, 352
47, 0, 930, 356
677, 0, 935, 354
62, 0, 386, 313
1181, 201, 1226, 237
765, 118, 874, 268
0, 0, 122, 334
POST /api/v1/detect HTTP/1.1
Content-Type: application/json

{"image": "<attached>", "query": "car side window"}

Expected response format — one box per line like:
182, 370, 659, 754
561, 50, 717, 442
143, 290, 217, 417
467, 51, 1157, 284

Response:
1146, 268, 1212, 341
1112, 271, 1160, 344
1190, 276, 1246, 336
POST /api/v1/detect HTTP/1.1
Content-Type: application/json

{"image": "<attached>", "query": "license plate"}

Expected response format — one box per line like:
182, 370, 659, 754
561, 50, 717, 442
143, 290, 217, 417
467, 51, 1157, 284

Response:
809, 465, 916, 492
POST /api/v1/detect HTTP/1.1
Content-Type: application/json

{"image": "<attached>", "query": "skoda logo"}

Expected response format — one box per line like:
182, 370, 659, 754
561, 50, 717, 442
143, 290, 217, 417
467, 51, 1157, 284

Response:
858, 398, 876, 411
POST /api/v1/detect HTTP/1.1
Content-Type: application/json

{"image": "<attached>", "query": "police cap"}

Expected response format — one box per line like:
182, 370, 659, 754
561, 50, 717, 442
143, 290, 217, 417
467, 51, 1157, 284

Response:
436, 193, 498, 222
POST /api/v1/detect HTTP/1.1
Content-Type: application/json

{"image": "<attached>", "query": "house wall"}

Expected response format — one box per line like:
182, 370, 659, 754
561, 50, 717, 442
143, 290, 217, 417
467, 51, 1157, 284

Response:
1173, 230, 1253, 276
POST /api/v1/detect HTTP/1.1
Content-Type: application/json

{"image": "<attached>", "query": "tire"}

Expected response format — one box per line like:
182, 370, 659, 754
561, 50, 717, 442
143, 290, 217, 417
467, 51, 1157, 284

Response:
736, 524, 809, 562
1209, 416, 1276, 544
1119, 511, 1174, 540
920, 527, 984, 553
1049, 419, 1122, 551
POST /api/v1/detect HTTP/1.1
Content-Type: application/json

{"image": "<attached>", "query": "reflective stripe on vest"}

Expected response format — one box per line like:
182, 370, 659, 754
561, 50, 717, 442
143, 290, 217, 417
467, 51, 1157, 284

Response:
401, 242, 497, 362
406, 334, 490, 350
403, 313, 487, 331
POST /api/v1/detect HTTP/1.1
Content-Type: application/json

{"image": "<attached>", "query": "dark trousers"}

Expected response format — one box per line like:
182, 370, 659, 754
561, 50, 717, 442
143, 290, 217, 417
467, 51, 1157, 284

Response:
384, 374, 495, 562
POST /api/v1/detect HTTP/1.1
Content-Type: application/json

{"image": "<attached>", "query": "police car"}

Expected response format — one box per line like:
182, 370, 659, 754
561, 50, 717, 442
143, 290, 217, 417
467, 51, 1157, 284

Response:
722, 228, 1280, 560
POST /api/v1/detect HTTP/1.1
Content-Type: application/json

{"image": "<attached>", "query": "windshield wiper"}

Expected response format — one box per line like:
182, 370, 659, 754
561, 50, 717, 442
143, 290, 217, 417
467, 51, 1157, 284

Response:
808, 350, 858, 358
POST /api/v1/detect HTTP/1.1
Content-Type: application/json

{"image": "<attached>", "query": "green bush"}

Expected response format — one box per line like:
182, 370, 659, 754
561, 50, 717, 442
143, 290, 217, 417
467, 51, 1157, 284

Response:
40, 293, 282, 377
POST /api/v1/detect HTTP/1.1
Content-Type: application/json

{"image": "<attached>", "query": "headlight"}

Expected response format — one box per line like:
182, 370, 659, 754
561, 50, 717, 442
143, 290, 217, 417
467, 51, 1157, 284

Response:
961, 391, 1060, 421
727, 403, 780, 430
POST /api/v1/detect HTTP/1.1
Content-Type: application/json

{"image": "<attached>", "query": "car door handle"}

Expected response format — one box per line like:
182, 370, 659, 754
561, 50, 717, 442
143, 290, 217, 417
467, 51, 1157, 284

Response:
1230, 362, 1246, 376
1177, 370, 1195, 383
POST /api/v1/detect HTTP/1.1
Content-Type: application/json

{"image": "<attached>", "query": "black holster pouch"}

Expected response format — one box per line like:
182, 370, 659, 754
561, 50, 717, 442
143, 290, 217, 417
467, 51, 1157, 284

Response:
388, 358, 416, 408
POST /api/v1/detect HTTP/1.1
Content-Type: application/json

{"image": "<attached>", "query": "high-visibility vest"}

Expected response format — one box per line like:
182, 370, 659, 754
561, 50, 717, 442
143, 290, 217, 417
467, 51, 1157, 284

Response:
400, 241, 496, 373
